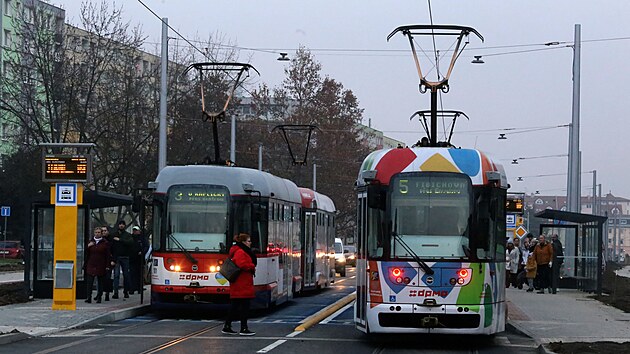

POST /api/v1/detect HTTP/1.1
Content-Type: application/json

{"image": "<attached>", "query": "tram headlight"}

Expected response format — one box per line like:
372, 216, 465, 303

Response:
210, 265, 220, 272
169, 264, 181, 272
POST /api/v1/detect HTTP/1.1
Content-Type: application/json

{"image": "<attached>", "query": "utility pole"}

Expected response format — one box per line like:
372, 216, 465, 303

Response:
230, 115, 236, 163
567, 24, 581, 212
591, 170, 597, 215
158, 18, 168, 172
313, 163, 317, 192
258, 143, 263, 171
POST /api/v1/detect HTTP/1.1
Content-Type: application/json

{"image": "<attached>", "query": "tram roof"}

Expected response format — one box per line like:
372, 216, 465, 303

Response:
154, 165, 302, 204
357, 147, 508, 188
298, 187, 336, 213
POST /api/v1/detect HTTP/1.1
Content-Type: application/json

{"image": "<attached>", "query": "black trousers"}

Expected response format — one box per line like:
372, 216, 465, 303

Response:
551, 263, 562, 291
536, 264, 551, 290
225, 298, 251, 330
86, 273, 104, 299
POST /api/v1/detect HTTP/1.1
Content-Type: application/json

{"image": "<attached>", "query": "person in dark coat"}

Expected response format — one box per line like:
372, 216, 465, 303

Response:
85, 227, 112, 303
111, 220, 134, 299
222, 233, 257, 336
100, 226, 113, 301
129, 226, 149, 294
550, 234, 564, 294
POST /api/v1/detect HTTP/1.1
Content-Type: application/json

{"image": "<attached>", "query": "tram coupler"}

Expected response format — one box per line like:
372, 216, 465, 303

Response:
421, 316, 439, 327
183, 294, 199, 303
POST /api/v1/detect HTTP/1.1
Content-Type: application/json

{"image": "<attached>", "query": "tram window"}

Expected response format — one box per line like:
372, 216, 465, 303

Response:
366, 207, 385, 258
152, 199, 163, 251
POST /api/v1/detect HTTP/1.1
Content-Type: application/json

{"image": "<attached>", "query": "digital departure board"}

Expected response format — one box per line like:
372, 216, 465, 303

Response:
506, 195, 524, 214
42, 154, 91, 182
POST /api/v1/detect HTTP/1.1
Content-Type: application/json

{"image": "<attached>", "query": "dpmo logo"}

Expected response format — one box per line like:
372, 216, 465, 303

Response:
178, 274, 209, 281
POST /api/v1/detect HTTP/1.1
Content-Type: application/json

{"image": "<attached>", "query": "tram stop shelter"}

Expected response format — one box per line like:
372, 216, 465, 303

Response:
535, 209, 607, 295
28, 190, 133, 299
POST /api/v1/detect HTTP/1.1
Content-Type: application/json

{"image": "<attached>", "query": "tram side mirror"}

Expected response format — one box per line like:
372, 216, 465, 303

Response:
367, 185, 386, 210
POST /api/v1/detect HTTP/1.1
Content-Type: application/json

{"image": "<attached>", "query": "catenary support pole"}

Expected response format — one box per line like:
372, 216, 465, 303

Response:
567, 24, 581, 212
158, 18, 168, 172
230, 115, 236, 163
313, 163, 317, 192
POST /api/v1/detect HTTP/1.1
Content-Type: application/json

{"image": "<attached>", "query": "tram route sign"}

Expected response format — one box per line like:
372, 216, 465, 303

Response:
42, 154, 92, 183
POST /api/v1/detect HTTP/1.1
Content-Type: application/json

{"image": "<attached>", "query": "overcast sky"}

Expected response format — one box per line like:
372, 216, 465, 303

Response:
49, 0, 630, 199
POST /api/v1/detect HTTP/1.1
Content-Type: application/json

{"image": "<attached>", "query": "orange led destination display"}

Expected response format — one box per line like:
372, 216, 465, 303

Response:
43, 154, 91, 182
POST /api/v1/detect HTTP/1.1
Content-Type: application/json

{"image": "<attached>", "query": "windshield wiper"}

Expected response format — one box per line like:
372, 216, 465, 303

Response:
393, 209, 434, 275
168, 232, 198, 264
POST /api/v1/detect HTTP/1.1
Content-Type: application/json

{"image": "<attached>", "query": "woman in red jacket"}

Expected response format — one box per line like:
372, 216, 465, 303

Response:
222, 233, 257, 336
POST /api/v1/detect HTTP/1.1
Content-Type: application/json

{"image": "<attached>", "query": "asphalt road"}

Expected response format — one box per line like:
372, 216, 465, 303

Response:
0, 268, 539, 354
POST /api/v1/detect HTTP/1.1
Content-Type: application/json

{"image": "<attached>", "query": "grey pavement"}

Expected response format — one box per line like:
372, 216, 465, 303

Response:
615, 264, 630, 278
506, 286, 630, 348
0, 283, 150, 344
0, 271, 24, 284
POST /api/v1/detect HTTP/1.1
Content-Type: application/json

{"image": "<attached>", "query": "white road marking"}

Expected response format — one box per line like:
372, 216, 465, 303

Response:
320, 302, 354, 324
257, 339, 287, 353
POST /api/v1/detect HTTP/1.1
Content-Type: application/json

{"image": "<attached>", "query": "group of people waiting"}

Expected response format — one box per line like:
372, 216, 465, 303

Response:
84, 220, 149, 303
506, 233, 564, 294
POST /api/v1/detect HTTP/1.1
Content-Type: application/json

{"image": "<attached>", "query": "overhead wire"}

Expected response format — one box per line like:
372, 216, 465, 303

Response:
137, 0, 259, 98
144, 36, 630, 59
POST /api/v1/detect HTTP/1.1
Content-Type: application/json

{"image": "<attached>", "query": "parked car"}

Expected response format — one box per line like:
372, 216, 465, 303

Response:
334, 238, 346, 277
0, 241, 24, 259
344, 245, 356, 267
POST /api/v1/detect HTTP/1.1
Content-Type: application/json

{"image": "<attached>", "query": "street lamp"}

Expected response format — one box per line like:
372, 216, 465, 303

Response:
277, 53, 290, 61
471, 55, 485, 64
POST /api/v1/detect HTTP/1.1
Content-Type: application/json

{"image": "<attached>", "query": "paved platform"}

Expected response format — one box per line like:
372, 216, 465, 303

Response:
0, 284, 150, 344
506, 287, 630, 349
0, 271, 23, 284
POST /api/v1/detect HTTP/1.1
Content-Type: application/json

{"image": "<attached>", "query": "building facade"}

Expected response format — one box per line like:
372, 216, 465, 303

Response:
0, 0, 65, 161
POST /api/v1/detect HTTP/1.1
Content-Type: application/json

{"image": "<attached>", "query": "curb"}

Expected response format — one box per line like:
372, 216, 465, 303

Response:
0, 332, 31, 346
71, 304, 152, 329
295, 292, 356, 332
507, 321, 553, 354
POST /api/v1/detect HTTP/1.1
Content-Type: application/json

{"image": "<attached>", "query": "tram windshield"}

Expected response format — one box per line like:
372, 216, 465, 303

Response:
167, 185, 229, 253
390, 173, 472, 259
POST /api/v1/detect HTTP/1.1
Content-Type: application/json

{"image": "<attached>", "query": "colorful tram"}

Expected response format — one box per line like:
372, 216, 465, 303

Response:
149, 165, 336, 309
354, 147, 508, 334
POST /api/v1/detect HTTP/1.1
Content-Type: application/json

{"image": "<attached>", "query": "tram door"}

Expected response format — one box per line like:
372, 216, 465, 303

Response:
355, 193, 368, 329
304, 211, 316, 287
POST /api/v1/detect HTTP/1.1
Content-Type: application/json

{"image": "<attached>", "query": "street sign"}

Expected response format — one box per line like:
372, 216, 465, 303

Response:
0, 206, 9, 217
506, 214, 516, 228
515, 225, 528, 238
55, 183, 78, 206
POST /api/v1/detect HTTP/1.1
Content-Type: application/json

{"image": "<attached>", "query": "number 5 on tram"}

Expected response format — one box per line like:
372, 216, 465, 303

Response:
354, 147, 508, 334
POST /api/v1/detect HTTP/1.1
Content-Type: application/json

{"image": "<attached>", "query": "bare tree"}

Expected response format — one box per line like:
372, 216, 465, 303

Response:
248, 48, 369, 240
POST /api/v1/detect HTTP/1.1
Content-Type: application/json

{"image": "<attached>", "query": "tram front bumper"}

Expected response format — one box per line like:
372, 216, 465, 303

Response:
366, 303, 496, 334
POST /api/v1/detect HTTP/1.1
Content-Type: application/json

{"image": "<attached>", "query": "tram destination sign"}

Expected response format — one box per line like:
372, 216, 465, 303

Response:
42, 154, 91, 183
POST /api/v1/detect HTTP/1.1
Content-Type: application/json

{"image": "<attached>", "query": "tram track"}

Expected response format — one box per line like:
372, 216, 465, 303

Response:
32, 318, 162, 354
138, 323, 223, 354
33, 317, 223, 354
